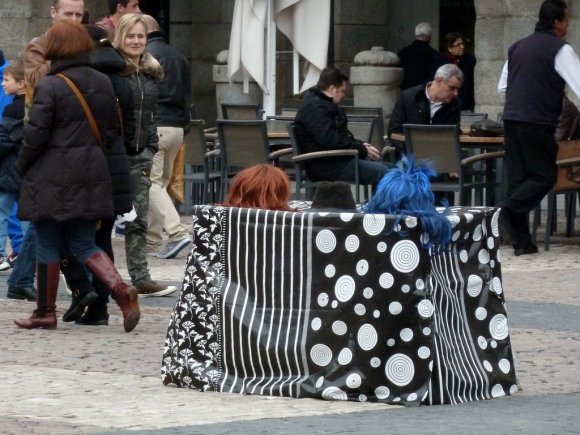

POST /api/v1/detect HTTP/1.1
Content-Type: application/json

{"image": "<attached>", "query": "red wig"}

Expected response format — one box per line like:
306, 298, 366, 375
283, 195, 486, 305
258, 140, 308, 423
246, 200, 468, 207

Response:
224, 164, 292, 211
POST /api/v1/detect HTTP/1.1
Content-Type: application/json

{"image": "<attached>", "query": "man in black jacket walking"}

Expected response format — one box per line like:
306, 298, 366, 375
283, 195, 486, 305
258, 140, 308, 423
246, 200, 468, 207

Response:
142, 15, 192, 260
397, 22, 439, 90
294, 67, 391, 191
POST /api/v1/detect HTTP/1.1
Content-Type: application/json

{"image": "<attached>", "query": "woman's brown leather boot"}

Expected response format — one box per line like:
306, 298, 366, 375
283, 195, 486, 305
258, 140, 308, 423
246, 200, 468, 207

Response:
14, 263, 60, 329
84, 251, 140, 332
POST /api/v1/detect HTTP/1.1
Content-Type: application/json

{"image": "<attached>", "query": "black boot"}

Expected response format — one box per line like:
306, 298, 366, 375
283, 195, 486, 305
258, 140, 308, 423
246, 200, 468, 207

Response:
61, 256, 98, 322
14, 263, 60, 329
76, 276, 110, 325
76, 302, 109, 325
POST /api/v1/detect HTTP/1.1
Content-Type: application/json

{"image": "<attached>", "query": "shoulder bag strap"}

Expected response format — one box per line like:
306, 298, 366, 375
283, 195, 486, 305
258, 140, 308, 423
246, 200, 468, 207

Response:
56, 73, 103, 148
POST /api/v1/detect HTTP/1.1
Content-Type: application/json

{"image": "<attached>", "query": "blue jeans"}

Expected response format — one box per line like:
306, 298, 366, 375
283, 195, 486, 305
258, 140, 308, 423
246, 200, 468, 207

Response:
35, 220, 101, 264
7, 223, 36, 288
0, 192, 17, 256
339, 159, 394, 190
8, 203, 28, 254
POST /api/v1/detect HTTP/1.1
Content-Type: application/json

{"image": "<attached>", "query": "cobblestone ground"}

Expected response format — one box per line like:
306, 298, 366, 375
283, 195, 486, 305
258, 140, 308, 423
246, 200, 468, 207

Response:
1, 215, 579, 434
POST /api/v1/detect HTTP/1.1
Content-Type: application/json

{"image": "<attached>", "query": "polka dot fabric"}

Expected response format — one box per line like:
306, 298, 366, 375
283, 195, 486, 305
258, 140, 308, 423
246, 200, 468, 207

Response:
162, 205, 517, 407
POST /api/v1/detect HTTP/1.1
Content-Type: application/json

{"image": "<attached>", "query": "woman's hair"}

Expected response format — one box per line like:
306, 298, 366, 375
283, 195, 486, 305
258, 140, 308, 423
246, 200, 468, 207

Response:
444, 31, 464, 50
224, 164, 292, 211
363, 156, 452, 250
44, 19, 95, 61
4, 61, 24, 82
112, 13, 148, 52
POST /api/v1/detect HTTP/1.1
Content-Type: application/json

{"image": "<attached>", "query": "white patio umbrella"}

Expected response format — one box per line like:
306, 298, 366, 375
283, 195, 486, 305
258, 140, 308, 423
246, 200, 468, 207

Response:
227, 0, 331, 116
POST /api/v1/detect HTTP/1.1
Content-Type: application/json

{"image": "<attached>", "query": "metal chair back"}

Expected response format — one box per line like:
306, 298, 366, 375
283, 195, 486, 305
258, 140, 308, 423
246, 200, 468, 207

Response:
280, 107, 298, 118
403, 124, 462, 174
182, 119, 221, 209
217, 120, 271, 198
220, 103, 263, 120
343, 106, 386, 148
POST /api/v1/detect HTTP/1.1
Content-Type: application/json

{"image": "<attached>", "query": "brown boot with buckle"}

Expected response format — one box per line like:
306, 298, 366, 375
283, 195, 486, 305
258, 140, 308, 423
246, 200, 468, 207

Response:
14, 263, 60, 330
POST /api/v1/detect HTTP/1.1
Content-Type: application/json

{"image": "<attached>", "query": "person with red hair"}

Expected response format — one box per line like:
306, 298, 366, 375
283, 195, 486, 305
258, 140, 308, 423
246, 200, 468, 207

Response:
14, 19, 140, 333
224, 164, 293, 211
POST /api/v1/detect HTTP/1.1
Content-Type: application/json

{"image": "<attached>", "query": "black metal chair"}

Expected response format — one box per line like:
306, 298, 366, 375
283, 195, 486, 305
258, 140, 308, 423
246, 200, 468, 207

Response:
216, 120, 272, 200
287, 122, 361, 202
403, 124, 504, 206
182, 120, 222, 211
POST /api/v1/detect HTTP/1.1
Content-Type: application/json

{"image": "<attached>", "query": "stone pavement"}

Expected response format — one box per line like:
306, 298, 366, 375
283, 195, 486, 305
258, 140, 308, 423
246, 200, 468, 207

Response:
1, 215, 580, 434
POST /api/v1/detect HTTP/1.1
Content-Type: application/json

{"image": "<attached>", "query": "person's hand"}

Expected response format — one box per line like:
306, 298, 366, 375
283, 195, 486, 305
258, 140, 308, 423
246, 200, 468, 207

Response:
364, 143, 380, 161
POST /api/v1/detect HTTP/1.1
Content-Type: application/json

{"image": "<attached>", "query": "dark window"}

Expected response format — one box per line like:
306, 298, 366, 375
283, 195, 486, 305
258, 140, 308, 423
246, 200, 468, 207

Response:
139, 0, 170, 41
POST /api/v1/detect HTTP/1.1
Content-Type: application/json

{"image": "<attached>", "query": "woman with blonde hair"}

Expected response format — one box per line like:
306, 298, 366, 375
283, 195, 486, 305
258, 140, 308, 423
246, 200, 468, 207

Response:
111, 14, 175, 297
14, 19, 140, 332
224, 164, 292, 211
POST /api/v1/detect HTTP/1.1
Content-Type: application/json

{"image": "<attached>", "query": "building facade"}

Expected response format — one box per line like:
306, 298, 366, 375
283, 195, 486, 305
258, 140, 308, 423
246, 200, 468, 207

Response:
0, 0, 578, 124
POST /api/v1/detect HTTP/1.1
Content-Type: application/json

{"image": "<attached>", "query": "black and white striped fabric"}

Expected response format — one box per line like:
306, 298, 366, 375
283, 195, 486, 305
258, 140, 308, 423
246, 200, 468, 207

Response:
162, 205, 518, 406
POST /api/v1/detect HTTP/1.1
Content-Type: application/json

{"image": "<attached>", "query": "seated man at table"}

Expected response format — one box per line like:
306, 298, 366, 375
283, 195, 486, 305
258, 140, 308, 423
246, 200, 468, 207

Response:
387, 63, 463, 136
294, 67, 392, 190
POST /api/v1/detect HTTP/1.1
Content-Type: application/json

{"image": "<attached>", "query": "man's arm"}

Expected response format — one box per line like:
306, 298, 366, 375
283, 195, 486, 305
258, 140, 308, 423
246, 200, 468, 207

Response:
555, 44, 580, 100
497, 60, 508, 95
298, 104, 367, 157
387, 93, 406, 135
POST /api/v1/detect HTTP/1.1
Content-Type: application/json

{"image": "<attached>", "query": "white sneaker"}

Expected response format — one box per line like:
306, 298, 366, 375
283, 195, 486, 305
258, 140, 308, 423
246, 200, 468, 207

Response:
0, 255, 11, 272
157, 238, 191, 259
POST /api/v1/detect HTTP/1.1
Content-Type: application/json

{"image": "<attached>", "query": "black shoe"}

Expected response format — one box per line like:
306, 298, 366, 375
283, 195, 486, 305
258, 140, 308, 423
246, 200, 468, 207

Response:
62, 288, 99, 322
514, 243, 539, 256
7, 286, 36, 301
75, 309, 109, 326
498, 208, 514, 245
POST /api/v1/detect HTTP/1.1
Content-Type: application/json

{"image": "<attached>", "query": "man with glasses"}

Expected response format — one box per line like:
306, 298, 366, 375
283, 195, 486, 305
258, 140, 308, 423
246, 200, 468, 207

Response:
432, 32, 476, 111
387, 63, 463, 136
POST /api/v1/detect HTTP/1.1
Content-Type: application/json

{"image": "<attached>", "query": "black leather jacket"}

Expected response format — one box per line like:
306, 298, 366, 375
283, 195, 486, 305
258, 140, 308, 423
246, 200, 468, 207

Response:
146, 32, 191, 129
121, 51, 163, 155
295, 88, 367, 181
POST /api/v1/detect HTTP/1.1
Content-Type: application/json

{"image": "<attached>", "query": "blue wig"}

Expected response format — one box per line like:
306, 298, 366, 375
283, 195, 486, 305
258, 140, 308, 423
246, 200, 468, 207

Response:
363, 155, 452, 249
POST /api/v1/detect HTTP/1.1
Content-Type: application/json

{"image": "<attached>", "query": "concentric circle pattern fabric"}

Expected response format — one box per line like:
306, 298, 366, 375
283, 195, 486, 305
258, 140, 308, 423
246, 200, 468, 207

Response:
161, 205, 518, 407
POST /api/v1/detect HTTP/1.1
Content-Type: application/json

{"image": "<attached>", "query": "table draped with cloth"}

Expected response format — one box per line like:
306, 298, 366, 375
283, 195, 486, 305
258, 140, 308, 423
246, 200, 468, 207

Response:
161, 205, 518, 406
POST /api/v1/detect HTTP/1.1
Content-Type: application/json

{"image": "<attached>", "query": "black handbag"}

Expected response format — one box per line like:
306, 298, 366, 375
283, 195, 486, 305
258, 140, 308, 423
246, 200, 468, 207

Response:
469, 119, 504, 137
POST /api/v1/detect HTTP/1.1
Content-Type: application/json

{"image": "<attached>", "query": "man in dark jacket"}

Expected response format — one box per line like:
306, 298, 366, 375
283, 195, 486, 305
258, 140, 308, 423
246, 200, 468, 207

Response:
497, 0, 580, 256
294, 67, 391, 191
142, 15, 192, 260
397, 22, 439, 90
387, 63, 463, 136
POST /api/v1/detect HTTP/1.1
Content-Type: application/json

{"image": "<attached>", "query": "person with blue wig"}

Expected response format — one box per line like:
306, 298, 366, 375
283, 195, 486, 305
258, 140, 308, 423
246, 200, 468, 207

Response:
363, 156, 452, 250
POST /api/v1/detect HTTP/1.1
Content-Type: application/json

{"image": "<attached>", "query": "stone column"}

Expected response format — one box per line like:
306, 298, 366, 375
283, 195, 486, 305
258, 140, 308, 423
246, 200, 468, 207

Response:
213, 50, 262, 119
349, 47, 403, 119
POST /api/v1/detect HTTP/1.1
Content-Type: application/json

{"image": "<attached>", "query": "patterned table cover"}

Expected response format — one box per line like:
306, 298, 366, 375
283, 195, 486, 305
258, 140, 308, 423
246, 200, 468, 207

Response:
161, 205, 518, 406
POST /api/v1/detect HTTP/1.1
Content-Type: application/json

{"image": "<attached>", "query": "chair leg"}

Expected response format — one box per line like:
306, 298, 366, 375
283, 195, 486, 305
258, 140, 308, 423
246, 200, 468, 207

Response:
545, 192, 555, 251
565, 193, 575, 237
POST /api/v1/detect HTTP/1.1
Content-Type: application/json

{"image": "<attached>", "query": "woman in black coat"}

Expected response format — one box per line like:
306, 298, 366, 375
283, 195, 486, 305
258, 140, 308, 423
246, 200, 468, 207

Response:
14, 20, 140, 333
59, 24, 135, 326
